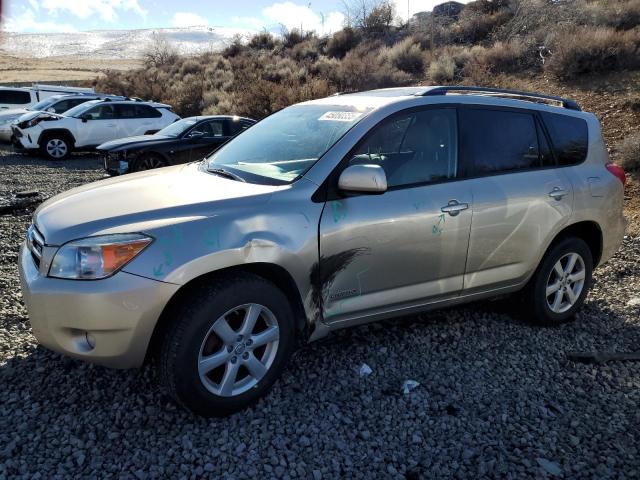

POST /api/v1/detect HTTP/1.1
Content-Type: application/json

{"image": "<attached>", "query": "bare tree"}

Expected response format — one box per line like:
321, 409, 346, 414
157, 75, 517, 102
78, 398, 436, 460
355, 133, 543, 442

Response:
341, 0, 395, 34
143, 32, 179, 68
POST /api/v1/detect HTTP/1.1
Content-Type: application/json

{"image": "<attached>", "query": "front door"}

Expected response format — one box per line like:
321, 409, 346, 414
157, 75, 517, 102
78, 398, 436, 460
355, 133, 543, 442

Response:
76, 104, 117, 146
189, 119, 230, 161
318, 107, 473, 324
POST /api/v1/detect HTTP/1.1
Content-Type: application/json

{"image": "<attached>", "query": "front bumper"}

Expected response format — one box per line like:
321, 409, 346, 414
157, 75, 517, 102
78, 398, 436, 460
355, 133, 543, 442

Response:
102, 152, 131, 176
11, 126, 38, 150
18, 242, 180, 368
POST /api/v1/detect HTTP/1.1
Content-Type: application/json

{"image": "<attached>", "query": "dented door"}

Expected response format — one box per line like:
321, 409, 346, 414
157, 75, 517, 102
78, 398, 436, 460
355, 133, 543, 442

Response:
318, 182, 473, 324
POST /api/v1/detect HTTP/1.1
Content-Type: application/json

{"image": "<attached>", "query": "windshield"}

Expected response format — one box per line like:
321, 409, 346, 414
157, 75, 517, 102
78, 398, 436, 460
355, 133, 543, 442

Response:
28, 98, 57, 111
157, 118, 197, 137
64, 101, 99, 118
206, 104, 372, 184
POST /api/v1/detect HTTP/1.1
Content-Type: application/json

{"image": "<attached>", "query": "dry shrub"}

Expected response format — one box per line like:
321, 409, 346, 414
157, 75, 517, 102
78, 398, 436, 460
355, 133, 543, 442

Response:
465, 38, 538, 75
454, 8, 512, 43
545, 27, 640, 79
336, 44, 411, 91
326, 27, 361, 58
617, 132, 640, 172
583, 0, 640, 30
248, 32, 277, 50
385, 38, 426, 75
291, 39, 321, 61
428, 55, 456, 83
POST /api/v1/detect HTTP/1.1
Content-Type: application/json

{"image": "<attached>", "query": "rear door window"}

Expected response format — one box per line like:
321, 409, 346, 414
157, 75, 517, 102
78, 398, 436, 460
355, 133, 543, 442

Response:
541, 112, 588, 165
459, 108, 541, 176
116, 104, 137, 118
0, 90, 31, 104
135, 105, 162, 118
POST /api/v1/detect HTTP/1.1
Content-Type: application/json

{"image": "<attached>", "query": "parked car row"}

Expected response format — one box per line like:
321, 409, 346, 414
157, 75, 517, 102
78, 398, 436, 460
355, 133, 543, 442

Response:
2, 87, 257, 172
0, 84, 96, 110
99, 115, 256, 174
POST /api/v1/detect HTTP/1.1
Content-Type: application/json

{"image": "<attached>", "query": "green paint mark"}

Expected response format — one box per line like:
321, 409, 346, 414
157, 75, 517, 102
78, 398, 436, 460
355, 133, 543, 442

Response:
432, 213, 446, 235
153, 264, 164, 277
331, 201, 346, 223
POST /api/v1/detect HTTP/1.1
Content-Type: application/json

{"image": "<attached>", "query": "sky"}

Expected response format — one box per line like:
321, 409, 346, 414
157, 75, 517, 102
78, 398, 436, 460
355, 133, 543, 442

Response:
1, 0, 461, 34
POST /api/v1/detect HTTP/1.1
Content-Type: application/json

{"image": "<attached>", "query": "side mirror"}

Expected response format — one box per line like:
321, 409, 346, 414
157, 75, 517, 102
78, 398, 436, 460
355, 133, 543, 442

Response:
188, 130, 205, 139
81, 114, 90, 123
46, 107, 56, 113
338, 164, 387, 194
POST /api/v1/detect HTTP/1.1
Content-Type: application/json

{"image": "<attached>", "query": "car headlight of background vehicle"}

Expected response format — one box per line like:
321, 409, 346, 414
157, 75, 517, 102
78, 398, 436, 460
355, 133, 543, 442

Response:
49, 234, 153, 280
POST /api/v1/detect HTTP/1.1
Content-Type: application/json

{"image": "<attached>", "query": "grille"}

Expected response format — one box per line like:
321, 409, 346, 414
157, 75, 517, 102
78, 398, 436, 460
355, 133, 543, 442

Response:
26, 225, 45, 269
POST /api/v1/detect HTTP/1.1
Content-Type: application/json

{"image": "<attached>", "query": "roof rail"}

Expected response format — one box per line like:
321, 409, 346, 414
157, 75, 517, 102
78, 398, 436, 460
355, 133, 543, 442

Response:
420, 86, 581, 111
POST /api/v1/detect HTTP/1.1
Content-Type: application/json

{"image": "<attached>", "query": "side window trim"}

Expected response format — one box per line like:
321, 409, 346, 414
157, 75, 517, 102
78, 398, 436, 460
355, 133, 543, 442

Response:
318, 104, 461, 202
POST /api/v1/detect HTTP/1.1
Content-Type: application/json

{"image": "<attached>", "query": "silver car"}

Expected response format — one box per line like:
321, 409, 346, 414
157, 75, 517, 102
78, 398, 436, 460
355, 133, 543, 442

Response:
18, 86, 627, 416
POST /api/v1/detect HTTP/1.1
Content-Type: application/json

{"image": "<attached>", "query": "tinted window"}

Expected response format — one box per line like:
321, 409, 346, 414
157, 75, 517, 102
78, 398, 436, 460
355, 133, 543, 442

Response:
348, 108, 458, 187
116, 104, 137, 118
541, 112, 588, 165
135, 105, 161, 118
51, 99, 87, 113
460, 109, 540, 176
0, 90, 31, 104
84, 105, 115, 120
199, 120, 225, 137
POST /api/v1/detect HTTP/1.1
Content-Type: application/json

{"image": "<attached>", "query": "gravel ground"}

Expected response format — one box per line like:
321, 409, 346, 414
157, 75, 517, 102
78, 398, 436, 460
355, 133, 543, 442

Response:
1, 146, 640, 479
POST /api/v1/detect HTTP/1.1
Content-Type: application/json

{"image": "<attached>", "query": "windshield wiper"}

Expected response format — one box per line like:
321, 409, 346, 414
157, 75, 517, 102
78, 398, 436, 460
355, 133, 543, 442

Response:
208, 167, 246, 182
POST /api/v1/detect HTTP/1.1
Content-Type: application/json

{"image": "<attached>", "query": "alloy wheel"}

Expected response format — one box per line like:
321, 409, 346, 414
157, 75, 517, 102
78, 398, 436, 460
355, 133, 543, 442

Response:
46, 139, 67, 159
140, 156, 164, 170
198, 303, 280, 397
545, 252, 586, 314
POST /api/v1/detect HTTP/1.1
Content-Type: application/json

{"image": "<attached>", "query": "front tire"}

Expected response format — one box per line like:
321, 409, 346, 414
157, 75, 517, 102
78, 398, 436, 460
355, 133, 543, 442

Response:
522, 237, 593, 326
159, 273, 295, 417
40, 135, 72, 160
133, 153, 167, 172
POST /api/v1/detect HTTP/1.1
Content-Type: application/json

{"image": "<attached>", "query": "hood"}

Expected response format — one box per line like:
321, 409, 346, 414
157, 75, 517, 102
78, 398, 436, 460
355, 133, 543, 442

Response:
35, 163, 285, 245
18, 110, 63, 123
97, 134, 174, 152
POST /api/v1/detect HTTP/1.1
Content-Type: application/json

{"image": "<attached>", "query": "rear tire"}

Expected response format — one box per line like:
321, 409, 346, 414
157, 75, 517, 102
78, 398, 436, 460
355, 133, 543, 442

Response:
40, 134, 72, 160
521, 237, 593, 326
159, 273, 295, 417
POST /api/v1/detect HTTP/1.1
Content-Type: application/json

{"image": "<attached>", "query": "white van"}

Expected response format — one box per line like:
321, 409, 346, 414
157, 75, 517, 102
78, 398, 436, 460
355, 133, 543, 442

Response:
0, 84, 95, 111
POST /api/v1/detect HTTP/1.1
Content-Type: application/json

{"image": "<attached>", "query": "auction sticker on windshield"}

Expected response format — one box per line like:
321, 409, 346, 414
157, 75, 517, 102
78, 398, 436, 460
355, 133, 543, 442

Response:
318, 111, 364, 122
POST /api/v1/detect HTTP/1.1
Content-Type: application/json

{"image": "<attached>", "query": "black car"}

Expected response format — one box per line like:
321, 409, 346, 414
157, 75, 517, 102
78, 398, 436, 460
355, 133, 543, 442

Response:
98, 115, 256, 175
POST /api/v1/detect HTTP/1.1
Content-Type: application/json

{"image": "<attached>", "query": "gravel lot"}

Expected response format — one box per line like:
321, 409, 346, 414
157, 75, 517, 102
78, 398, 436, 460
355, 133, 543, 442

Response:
1, 146, 640, 479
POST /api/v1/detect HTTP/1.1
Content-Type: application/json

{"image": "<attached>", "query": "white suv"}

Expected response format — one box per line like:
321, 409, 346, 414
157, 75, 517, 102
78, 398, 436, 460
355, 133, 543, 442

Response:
0, 94, 123, 142
12, 99, 180, 159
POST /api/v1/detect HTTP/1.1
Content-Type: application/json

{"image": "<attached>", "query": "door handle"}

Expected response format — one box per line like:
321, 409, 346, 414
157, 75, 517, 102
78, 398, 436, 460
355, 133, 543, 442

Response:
441, 200, 469, 216
548, 187, 568, 200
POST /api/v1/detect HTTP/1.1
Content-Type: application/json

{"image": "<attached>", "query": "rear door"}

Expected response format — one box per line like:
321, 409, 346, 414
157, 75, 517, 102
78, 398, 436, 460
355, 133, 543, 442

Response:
459, 106, 573, 292
318, 107, 473, 324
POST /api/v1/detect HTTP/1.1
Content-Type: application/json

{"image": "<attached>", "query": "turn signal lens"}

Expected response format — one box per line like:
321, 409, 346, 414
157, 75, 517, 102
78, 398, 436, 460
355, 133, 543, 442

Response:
49, 234, 153, 280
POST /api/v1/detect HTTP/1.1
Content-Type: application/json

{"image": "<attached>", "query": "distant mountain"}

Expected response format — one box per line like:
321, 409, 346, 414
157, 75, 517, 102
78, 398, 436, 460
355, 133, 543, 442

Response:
0, 26, 252, 59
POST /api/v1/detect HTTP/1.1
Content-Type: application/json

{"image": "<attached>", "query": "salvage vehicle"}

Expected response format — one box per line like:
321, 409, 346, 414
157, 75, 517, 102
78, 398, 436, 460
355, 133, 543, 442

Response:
12, 99, 179, 160
0, 93, 123, 142
18, 86, 626, 416
98, 115, 256, 175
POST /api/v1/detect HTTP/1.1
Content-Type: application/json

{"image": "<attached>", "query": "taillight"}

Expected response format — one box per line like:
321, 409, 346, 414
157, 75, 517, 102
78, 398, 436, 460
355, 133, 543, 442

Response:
606, 163, 627, 186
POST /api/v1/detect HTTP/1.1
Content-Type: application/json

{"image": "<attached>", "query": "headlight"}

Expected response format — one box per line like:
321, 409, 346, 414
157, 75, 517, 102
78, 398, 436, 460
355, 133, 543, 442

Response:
49, 234, 153, 280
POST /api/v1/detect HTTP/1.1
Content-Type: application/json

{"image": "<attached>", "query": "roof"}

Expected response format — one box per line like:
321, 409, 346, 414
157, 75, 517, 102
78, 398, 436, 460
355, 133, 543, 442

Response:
305, 86, 582, 112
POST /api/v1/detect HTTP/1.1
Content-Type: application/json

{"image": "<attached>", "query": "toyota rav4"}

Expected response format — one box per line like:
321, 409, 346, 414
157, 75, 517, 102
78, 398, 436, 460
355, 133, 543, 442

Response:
18, 87, 626, 416
12, 99, 180, 159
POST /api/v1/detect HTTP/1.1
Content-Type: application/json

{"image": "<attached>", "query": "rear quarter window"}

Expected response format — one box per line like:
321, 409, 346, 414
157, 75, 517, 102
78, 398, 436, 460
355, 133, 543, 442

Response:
0, 90, 31, 105
541, 112, 588, 165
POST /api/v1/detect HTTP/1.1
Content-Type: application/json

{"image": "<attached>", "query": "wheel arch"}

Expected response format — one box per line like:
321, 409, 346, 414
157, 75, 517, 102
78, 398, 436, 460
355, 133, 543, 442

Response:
38, 129, 76, 147
546, 220, 603, 267
145, 262, 308, 364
